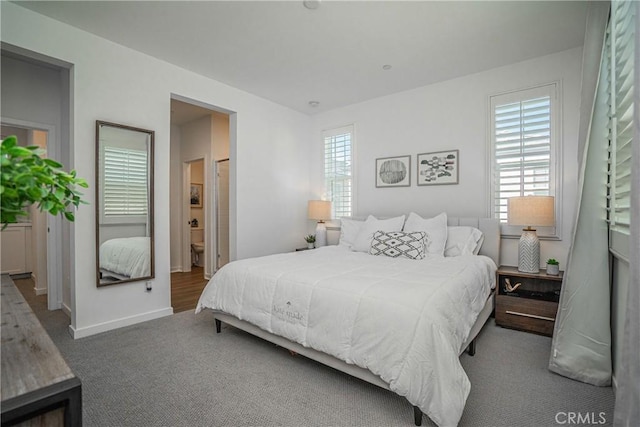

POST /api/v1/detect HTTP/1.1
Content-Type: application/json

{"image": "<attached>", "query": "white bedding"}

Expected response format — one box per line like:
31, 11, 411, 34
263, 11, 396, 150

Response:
196, 246, 496, 427
99, 236, 150, 278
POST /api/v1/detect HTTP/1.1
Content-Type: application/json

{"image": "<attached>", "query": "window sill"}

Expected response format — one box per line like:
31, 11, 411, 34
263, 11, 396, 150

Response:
609, 229, 629, 262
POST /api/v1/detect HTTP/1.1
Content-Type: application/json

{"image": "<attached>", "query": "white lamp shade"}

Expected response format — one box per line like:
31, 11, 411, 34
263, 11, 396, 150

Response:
508, 196, 555, 227
307, 200, 332, 221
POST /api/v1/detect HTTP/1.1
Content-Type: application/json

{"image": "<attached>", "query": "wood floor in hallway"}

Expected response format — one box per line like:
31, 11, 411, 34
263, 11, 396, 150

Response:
171, 266, 208, 313
14, 268, 209, 316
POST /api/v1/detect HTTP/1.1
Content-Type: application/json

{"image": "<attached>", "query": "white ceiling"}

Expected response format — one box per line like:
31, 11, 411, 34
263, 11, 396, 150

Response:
16, 1, 588, 115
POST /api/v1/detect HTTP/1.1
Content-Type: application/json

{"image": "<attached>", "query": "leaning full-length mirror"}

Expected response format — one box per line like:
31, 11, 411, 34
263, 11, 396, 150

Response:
96, 121, 154, 287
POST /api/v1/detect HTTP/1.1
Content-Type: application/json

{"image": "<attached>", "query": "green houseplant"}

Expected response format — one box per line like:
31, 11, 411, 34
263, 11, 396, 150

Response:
304, 234, 316, 249
546, 258, 560, 275
1, 135, 88, 228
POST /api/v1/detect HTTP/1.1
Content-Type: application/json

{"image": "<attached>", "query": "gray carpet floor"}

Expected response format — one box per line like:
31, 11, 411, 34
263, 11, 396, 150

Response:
15, 279, 615, 427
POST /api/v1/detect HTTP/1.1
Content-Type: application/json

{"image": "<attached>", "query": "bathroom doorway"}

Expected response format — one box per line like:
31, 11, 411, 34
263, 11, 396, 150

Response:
185, 158, 205, 273
169, 96, 230, 312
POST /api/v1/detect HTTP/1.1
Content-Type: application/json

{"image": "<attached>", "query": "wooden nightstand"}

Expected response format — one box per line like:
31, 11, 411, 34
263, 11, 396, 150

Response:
495, 266, 563, 336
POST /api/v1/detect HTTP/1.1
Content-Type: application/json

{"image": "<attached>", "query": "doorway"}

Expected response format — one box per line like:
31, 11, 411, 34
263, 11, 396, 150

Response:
1, 46, 73, 323
169, 97, 230, 312
0, 120, 63, 311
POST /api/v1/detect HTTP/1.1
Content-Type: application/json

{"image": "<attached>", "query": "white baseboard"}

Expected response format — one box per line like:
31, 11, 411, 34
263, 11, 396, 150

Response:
171, 266, 183, 273
68, 307, 174, 339
30, 273, 48, 295
61, 302, 71, 317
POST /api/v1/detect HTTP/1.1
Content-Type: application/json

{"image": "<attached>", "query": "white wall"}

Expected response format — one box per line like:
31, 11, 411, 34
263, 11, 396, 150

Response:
212, 111, 230, 161
2, 2, 312, 337
1, 55, 63, 127
310, 48, 582, 268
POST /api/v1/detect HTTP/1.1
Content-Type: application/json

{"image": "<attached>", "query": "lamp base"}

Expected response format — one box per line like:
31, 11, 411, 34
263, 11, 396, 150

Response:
315, 221, 327, 247
518, 229, 540, 273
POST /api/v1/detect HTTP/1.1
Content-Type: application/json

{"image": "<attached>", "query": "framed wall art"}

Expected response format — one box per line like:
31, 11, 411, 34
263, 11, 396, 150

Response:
417, 150, 459, 185
376, 155, 411, 188
190, 183, 203, 207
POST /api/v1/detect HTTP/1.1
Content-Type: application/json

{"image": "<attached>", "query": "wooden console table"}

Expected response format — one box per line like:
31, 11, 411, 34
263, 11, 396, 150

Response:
1, 275, 82, 426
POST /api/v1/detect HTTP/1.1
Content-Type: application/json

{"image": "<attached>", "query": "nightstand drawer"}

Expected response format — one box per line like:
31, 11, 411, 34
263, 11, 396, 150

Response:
498, 274, 561, 302
495, 295, 558, 336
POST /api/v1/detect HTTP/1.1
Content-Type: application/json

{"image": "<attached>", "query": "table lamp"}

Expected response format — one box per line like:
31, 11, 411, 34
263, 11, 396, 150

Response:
508, 196, 555, 273
308, 200, 332, 247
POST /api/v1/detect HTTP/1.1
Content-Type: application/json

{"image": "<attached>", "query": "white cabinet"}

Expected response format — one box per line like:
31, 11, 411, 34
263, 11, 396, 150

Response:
0, 224, 32, 275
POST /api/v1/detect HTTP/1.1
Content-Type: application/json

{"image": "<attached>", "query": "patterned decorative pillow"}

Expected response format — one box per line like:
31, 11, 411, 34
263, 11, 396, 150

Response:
369, 231, 427, 260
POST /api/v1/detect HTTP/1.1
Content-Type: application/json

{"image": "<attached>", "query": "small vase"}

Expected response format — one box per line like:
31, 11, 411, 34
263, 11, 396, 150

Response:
546, 264, 559, 275
307, 242, 315, 249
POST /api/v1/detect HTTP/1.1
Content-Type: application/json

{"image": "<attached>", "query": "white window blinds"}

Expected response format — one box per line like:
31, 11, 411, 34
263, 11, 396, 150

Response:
490, 84, 558, 225
103, 146, 148, 217
607, 0, 635, 233
323, 125, 353, 218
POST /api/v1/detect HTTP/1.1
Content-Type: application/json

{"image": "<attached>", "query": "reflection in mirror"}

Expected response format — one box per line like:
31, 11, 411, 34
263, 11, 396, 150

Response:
96, 121, 154, 287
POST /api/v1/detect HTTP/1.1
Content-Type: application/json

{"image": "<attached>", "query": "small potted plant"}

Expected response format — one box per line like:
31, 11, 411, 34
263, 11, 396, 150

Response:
546, 258, 560, 276
304, 234, 316, 249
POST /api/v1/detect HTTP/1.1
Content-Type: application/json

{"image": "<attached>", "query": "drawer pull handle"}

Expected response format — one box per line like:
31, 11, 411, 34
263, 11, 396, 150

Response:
505, 310, 555, 322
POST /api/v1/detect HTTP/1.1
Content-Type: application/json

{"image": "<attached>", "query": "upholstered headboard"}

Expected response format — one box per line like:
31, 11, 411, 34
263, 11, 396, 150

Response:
326, 216, 501, 266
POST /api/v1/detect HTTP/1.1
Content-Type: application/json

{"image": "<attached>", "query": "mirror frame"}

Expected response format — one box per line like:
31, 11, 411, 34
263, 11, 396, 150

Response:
95, 120, 154, 287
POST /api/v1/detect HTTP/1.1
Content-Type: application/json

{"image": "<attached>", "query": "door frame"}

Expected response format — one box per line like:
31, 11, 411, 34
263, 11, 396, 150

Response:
213, 158, 230, 271
182, 157, 210, 276
1, 117, 63, 310
181, 161, 192, 272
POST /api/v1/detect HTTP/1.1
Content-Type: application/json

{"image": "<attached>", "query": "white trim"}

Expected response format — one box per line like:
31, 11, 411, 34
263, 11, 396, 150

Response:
322, 123, 356, 218
182, 162, 192, 272
61, 302, 72, 318
486, 81, 563, 240
610, 229, 630, 261
68, 307, 173, 339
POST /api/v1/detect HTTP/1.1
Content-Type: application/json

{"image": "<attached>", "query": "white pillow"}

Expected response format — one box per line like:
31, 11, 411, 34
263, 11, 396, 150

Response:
444, 226, 484, 257
338, 218, 366, 249
352, 215, 406, 252
402, 212, 448, 256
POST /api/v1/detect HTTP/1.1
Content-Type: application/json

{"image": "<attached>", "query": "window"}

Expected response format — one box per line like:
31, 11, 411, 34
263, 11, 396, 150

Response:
489, 83, 560, 236
607, 0, 635, 235
102, 145, 148, 219
323, 125, 354, 218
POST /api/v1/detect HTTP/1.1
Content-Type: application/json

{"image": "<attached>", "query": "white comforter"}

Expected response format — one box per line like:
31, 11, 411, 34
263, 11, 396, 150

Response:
196, 246, 496, 426
99, 237, 150, 278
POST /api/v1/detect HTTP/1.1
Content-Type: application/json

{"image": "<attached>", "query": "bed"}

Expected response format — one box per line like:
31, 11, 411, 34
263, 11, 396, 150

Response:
99, 236, 151, 280
196, 215, 499, 426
